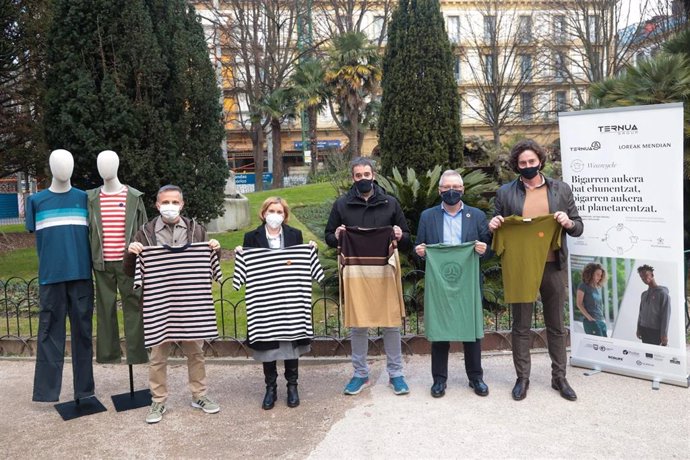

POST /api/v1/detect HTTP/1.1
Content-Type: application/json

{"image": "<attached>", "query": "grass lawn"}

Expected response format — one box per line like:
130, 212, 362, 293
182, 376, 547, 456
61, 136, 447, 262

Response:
0, 248, 38, 280
0, 224, 26, 233
213, 182, 336, 251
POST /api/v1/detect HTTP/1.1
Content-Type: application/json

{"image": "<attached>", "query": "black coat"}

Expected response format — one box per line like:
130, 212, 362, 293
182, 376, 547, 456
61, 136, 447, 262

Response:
243, 223, 303, 249
324, 182, 411, 250
241, 223, 308, 351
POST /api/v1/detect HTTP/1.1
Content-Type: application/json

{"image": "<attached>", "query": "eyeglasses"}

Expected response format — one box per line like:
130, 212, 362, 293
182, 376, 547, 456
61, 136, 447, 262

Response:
439, 186, 464, 192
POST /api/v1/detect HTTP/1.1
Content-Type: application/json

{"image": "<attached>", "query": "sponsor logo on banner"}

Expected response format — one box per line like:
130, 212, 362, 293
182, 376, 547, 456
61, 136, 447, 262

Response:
670, 357, 681, 365
645, 353, 653, 359
570, 141, 601, 152
597, 124, 638, 134
593, 344, 599, 350
636, 360, 654, 367
623, 349, 640, 357
608, 355, 623, 361
619, 142, 671, 150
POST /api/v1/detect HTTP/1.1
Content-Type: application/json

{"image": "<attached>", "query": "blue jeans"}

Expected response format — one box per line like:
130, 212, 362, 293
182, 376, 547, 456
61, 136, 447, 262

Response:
349, 327, 403, 379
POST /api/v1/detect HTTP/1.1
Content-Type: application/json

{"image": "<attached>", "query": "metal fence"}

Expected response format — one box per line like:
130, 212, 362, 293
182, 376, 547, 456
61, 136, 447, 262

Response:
0, 272, 533, 343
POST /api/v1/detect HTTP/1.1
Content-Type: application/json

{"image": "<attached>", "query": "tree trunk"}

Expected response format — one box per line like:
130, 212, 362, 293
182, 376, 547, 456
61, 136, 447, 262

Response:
308, 106, 318, 175
271, 117, 283, 189
492, 125, 500, 147
252, 120, 265, 192
349, 106, 360, 159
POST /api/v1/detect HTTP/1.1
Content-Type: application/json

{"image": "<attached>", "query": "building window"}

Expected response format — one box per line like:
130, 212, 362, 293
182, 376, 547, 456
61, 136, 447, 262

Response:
484, 15, 496, 42
587, 15, 600, 43
555, 90, 567, 113
553, 15, 566, 42
372, 15, 385, 43
521, 92, 533, 120
484, 53, 495, 82
518, 15, 532, 43
446, 15, 460, 43
554, 51, 566, 80
454, 56, 461, 82
520, 54, 532, 82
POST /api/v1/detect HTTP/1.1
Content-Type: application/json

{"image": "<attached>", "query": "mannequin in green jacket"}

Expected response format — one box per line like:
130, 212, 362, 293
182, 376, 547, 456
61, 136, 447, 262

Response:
87, 150, 148, 364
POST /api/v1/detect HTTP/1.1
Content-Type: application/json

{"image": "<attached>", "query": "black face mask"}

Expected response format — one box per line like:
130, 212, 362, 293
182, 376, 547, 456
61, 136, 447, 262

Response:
518, 165, 540, 180
355, 178, 373, 194
441, 189, 463, 206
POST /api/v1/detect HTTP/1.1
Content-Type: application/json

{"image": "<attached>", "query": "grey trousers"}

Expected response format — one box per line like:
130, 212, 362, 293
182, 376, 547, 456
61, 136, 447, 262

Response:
511, 262, 568, 380
350, 327, 403, 379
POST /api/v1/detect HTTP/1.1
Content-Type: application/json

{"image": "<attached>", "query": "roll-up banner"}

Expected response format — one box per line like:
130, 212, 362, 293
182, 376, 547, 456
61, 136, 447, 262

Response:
559, 102, 688, 387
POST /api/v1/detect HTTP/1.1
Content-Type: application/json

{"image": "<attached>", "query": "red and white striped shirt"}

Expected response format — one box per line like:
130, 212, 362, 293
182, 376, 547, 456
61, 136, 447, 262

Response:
100, 186, 127, 261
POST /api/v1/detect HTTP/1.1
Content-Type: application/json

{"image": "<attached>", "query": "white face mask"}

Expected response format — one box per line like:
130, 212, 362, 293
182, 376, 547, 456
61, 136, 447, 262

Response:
265, 213, 284, 230
159, 204, 181, 222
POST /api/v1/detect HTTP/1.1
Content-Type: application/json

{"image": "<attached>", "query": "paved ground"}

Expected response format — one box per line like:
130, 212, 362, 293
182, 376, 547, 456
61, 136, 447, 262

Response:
1, 349, 688, 459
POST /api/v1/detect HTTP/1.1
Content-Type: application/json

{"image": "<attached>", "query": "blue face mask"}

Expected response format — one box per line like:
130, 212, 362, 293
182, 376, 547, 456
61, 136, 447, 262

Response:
441, 189, 463, 206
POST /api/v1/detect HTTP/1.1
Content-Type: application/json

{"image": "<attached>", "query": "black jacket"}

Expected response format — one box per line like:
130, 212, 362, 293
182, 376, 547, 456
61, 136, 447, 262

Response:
241, 223, 308, 351
493, 175, 583, 270
324, 182, 411, 250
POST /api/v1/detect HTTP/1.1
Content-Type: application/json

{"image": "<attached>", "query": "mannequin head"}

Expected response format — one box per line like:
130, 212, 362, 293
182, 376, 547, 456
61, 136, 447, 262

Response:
97, 150, 120, 181
49, 149, 74, 182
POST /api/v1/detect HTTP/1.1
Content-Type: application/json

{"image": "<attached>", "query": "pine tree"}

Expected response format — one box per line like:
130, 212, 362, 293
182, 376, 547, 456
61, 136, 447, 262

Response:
378, 0, 462, 174
43, 0, 226, 221
146, 0, 227, 222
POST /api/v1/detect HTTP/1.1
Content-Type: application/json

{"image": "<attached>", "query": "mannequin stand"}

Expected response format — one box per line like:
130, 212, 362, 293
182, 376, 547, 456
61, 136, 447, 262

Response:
54, 395, 107, 421
111, 364, 151, 411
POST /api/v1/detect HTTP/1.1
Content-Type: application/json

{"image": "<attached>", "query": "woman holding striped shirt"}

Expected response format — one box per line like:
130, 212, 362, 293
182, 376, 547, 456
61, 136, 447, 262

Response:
235, 197, 316, 410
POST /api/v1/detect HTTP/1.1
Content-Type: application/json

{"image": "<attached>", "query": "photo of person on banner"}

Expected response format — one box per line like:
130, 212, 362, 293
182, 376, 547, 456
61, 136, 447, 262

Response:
576, 263, 608, 337
636, 264, 671, 346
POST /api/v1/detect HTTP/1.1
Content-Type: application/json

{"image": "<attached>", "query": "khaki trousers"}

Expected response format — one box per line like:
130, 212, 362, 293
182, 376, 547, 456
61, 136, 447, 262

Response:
511, 262, 568, 380
149, 340, 206, 403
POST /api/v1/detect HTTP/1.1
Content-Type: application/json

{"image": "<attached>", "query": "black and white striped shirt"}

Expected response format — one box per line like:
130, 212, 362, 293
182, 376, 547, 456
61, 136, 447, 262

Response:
134, 243, 222, 347
232, 244, 325, 344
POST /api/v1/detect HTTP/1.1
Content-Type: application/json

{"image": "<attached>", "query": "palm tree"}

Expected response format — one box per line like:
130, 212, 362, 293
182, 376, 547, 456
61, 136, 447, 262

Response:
590, 54, 690, 145
325, 31, 382, 159
259, 88, 294, 189
291, 60, 329, 174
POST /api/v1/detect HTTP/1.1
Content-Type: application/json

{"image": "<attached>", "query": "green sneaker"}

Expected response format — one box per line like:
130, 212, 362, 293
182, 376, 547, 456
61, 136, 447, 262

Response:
192, 395, 220, 414
145, 402, 166, 424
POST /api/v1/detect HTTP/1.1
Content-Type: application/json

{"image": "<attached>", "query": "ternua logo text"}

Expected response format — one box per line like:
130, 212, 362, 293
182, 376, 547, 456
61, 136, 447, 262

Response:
598, 124, 638, 133
570, 141, 601, 152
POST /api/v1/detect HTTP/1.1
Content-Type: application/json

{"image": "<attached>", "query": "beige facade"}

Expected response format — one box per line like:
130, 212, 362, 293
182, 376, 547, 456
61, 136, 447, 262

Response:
194, 0, 603, 170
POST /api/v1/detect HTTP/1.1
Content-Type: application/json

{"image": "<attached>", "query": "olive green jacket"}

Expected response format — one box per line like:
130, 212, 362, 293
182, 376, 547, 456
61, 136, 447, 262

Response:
87, 186, 148, 271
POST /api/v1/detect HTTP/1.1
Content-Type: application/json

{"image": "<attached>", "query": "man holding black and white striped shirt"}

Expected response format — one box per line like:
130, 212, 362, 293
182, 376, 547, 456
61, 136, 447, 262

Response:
124, 185, 221, 424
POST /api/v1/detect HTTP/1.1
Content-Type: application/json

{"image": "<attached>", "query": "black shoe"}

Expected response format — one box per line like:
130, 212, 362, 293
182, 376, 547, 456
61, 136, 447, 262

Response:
552, 377, 577, 401
468, 378, 489, 397
512, 378, 529, 401
287, 384, 300, 408
430, 381, 446, 398
262, 385, 277, 410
